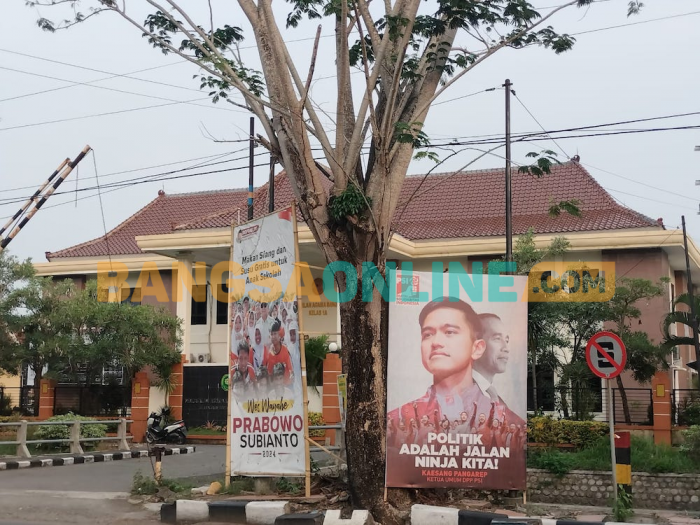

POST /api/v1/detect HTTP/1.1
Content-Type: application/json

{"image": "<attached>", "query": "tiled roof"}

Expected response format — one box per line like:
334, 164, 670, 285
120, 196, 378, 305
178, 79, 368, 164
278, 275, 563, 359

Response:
48, 161, 660, 259
391, 161, 660, 239
47, 189, 248, 259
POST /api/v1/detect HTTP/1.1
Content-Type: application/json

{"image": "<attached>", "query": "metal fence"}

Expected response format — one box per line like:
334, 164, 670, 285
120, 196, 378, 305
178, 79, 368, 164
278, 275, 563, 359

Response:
0, 386, 37, 416
54, 385, 131, 417
0, 419, 132, 458
611, 388, 653, 425
672, 389, 700, 426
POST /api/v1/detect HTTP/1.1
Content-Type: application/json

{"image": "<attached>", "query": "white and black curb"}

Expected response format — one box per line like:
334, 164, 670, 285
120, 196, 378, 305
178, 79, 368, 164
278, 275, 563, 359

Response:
0, 446, 195, 471
410, 505, 649, 525
161, 500, 309, 524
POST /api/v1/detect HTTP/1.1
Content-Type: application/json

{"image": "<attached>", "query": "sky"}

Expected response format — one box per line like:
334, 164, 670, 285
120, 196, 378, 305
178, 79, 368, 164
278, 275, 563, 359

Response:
0, 0, 699, 262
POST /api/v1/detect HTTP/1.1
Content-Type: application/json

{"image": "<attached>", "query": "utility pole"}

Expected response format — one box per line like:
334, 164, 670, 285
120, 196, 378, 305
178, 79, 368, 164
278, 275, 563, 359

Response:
268, 155, 276, 213
504, 79, 513, 265
682, 215, 700, 390
248, 117, 255, 221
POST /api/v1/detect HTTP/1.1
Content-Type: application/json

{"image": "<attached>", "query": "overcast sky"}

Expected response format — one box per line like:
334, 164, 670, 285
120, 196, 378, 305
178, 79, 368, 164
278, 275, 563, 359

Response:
1, 0, 698, 262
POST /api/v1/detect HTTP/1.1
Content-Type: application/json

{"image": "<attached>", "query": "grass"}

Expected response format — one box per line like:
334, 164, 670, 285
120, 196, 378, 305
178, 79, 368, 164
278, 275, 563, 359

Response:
220, 476, 255, 495
131, 471, 194, 496
528, 435, 698, 476
189, 427, 226, 436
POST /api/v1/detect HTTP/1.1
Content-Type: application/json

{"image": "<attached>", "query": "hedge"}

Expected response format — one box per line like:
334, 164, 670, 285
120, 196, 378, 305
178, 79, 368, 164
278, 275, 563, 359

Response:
34, 412, 107, 449
528, 416, 608, 449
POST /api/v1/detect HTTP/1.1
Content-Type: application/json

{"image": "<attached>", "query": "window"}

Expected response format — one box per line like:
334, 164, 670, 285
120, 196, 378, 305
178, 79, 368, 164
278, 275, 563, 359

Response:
191, 285, 208, 325
216, 282, 229, 325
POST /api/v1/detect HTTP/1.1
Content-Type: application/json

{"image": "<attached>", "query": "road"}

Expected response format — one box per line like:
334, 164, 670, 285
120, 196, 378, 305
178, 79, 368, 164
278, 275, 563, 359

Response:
0, 445, 227, 493
0, 445, 226, 524
0, 445, 334, 523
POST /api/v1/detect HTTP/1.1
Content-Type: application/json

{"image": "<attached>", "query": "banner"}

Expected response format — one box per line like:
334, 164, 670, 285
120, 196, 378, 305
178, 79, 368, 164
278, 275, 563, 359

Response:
229, 206, 306, 476
385, 270, 528, 489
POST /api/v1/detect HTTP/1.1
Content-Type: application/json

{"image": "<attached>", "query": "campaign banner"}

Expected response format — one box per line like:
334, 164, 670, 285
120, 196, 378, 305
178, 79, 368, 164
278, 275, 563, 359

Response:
385, 270, 528, 489
229, 206, 306, 476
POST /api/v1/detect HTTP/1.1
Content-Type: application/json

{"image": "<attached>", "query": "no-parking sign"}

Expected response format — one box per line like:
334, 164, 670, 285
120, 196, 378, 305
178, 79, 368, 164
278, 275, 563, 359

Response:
585, 331, 627, 379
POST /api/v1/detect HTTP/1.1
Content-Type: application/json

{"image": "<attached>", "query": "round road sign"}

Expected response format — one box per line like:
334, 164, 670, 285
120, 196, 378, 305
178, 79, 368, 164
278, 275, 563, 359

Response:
585, 331, 627, 379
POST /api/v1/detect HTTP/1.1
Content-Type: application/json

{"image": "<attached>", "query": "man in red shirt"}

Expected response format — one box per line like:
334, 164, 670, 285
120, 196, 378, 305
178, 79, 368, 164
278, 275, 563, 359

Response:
262, 320, 294, 386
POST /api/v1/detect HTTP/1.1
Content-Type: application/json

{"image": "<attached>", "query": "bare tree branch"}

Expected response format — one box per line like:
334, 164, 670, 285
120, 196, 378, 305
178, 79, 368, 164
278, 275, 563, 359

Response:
300, 26, 322, 117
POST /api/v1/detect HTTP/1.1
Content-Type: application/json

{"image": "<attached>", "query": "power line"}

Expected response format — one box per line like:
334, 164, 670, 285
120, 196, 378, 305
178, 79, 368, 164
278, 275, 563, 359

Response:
570, 10, 700, 36
0, 97, 226, 132
0, 158, 270, 221
0, 152, 236, 194
0, 65, 247, 112
0, 149, 269, 206
512, 93, 700, 206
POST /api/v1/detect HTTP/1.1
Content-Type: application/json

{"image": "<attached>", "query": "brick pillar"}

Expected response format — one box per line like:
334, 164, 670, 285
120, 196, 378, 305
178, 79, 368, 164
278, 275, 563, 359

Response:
38, 379, 57, 420
131, 372, 151, 443
169, 354, 186, 421
322, 353, 342, 445
651, 371, 672, 445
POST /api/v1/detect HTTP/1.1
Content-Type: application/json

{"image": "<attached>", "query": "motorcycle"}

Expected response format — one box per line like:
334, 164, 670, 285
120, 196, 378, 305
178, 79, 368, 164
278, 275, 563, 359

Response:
146, 407, 188, 445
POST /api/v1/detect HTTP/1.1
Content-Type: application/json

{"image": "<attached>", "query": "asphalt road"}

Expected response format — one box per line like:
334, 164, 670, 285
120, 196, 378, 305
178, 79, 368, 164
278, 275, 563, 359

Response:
0, 445, 227, 493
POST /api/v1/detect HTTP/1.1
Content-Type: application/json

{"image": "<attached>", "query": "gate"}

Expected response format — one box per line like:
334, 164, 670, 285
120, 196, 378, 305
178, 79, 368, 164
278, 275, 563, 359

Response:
182, 365, 228, 428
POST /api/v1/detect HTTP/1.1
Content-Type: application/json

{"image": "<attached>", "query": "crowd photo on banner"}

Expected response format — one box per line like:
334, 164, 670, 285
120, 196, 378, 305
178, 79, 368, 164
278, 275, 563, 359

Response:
386, 271, 528, 490
229, 296, 302, 400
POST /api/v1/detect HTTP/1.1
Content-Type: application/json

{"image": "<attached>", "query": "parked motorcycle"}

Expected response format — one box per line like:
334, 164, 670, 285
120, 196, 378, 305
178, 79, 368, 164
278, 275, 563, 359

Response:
146, 407, 187, 445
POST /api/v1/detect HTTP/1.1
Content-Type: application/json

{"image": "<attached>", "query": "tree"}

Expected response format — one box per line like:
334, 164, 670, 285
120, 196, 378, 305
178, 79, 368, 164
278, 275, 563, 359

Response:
0, 267, 182, 408
31, 0, 642, 517
0, 250, 35, 356
606, 277, 670, 424
58, 280, 182, 387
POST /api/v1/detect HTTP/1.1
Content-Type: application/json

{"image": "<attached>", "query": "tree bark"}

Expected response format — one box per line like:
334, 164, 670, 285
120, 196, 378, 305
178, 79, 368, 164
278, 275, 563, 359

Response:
336, 256, 408, 524
615, 374, 631, 424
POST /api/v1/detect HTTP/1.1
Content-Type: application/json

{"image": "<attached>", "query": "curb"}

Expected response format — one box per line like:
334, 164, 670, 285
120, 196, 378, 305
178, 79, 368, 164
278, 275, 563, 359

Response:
410, 505, 650, 525
158, 501, 653, 525
161, 500, 299, 524
0, 446, 196, 471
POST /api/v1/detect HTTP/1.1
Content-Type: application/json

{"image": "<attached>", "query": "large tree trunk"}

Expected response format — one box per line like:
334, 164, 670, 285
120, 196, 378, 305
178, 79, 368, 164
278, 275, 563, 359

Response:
328, 247, 408, 523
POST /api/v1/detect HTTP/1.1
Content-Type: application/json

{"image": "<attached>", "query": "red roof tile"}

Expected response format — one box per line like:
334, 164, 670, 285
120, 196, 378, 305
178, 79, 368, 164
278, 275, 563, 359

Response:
47, 189, 248, 259
48, 161, 659, 259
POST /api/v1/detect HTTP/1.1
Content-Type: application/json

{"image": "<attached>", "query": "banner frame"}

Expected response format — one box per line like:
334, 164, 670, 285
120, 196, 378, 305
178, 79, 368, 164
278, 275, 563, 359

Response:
225, 203, 311, 488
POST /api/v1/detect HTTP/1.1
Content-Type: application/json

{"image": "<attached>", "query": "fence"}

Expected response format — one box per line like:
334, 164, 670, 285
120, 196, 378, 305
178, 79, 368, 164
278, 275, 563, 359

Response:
612, 388, 653, 425
308, 424, 345, 468
0, 418, 132, 458
0, 386, 37, 416
530, 386, 653, 426
54, 384, 131, 417
672, 389, 700, 426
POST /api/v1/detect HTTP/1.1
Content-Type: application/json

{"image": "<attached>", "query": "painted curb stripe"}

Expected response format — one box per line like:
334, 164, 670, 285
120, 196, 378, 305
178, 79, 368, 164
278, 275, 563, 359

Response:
0, 447, 195, 473
207, 500, 249, 522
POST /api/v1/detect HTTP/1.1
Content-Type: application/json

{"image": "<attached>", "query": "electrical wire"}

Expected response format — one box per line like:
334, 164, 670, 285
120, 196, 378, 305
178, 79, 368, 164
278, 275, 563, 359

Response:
0, 65, 247, 113
570, 10, 700, 36
0, 152, 239, 194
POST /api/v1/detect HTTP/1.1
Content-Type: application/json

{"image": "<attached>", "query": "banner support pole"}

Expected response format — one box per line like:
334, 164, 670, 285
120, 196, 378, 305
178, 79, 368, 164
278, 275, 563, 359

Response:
225, 235, 234, 488
292, 202, 312, 498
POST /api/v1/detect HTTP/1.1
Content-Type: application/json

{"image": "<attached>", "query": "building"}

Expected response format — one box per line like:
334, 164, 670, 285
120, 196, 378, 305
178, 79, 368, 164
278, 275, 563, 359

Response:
32, 160, 700, 428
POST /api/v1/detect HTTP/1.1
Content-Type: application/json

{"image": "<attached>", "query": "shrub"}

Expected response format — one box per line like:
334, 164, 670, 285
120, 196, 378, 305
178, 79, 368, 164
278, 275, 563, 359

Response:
528, 416, 608, 448
308, 412, 325, 438
34, 412, 107, 449
0, 394, 12, 416
681, 425, 700, 465
528, 449, 575, 477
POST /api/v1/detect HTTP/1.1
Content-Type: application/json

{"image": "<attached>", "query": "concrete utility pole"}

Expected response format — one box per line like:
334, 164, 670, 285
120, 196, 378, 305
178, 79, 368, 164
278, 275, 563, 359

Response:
504, 79, 513, 264
248, 117, 255, 221
682, 215, 700, 390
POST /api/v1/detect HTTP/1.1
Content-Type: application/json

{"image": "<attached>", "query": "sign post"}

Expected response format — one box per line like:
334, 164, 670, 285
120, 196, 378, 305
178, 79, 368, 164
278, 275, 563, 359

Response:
586, 331, 627, 502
